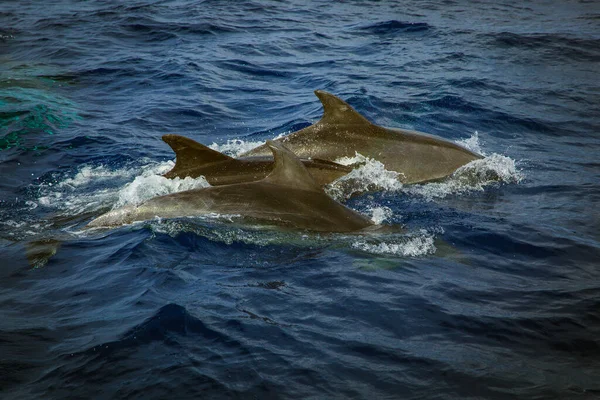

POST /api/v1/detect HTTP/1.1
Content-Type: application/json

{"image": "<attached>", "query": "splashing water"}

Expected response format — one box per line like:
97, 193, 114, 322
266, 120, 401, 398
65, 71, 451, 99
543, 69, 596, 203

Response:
209, 139, 263, 157
56, 162, 164, 190
368, 206, 394, 224
114, 175, 210, 208
400, 131, 523, 200
456, 130, 484, 154
148, 218, 437, 258
352, 229, 438, 257
325, 132, 522, 201
36, 160, 209, 215
327, 153, 404, 200
403, 153, 523, 201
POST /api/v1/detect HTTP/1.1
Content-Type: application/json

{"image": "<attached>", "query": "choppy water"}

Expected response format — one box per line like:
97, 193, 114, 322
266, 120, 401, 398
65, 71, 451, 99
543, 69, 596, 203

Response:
1, 1, 599, 399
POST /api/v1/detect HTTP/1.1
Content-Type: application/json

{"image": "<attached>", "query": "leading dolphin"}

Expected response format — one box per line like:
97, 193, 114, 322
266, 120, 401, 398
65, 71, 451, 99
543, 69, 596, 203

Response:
162, 134, 352, 186
87, 141, 373, 232
241, 90, 482, 184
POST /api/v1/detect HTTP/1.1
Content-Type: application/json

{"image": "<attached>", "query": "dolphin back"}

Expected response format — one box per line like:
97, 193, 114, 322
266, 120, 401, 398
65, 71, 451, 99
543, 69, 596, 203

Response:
87, 139, 373, 232
240, 90, 483, 183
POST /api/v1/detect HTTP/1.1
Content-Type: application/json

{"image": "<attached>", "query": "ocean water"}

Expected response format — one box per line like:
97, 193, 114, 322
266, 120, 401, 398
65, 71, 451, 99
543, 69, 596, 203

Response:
1, 1, 599, 399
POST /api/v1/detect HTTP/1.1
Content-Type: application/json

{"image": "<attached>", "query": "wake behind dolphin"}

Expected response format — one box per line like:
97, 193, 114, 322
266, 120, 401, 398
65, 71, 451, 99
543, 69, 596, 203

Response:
88, 141, 373, 232
242, 90, 482, 184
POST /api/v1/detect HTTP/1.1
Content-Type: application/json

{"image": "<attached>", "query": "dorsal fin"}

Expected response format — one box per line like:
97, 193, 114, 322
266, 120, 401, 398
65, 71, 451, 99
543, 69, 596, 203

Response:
314, 90, 372, 126
262, 140, 320, 192
162, 134, 233, 176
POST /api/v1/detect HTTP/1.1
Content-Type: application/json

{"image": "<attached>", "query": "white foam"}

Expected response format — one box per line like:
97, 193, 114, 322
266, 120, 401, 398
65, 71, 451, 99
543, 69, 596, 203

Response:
396, 131, 523, 200
328, 133, 522, 201
149, 218, 284, 247
333, 152, 369, 166
369, 206, 394, 224
56, 164, 135, 189
114, 175, 209, 208
208, 131, 303, 157
149, 217, 436, 258
352, 230, 437, 257
1, 220, 27, 228
35, 160, 207, 215
209, 139, 264, 157
403, 153, 523, 201
456, 131, 483, 154
326, 153, 404, 200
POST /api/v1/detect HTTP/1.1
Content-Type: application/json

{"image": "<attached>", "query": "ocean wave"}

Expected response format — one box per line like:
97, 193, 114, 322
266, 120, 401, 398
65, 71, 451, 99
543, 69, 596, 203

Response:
149, 219, 287, 248
358, 20, 431, 35
487, 32, 600, 62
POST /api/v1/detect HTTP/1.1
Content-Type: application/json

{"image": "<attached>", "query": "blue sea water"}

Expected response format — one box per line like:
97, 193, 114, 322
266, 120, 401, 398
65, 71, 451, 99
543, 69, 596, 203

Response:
1, 1, 599, 399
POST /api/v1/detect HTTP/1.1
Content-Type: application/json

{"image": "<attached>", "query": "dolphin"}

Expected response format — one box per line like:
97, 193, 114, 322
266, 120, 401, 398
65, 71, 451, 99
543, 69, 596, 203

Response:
87, 141, 374, 232
241, 90, 483, 184
161, 134, 352, 186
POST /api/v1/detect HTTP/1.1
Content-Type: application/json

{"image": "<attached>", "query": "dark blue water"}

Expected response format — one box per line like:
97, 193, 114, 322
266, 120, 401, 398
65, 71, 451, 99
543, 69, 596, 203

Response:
2, 1, 599, 399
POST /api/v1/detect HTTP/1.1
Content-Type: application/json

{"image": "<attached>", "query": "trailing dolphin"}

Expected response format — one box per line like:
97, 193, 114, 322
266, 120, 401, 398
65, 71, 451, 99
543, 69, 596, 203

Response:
241, 90, 483, 184
161, 134, 352, 186
87, 141, 373, 232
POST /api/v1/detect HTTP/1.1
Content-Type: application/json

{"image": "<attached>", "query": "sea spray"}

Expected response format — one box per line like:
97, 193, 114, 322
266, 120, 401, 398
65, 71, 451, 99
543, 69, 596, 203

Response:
36, 160, 208, 214
352, 229, 438, 257
456, 130, 483, 154
209, 139, 264, 157
368, 206, 394, 224
403, 153, 523, 201
327, 153, 404, 200
114, 175, 210, 208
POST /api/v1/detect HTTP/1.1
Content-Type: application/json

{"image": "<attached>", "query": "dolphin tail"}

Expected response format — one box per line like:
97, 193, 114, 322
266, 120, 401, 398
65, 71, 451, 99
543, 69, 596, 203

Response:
162, 134, 234, 179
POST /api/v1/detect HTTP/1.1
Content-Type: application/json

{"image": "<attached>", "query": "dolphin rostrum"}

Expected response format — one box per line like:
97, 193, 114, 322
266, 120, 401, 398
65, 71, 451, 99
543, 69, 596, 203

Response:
161, 134, 352, 186
88, 141, 374, 232
241, 90, 483, 184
